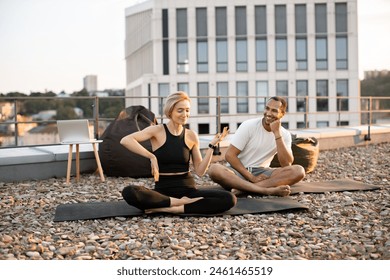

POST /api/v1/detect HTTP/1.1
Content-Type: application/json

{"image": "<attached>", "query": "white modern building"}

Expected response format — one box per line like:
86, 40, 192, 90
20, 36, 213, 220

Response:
124, 0, 359, 134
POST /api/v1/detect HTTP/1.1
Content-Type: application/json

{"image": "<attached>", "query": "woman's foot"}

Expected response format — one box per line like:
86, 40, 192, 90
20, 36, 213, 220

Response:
144, 196, 204, 214
170, 196, 203, 207
145, 205, 183, 214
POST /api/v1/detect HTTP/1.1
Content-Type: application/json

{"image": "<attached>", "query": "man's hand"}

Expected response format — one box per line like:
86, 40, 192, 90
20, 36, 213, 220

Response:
249, 173, 269, 183
269, 119, 281, 133
210, 126, 229, 146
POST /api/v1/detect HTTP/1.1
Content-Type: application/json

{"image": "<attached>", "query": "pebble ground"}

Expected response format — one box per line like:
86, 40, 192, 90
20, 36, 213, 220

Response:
0, 142, 389, 260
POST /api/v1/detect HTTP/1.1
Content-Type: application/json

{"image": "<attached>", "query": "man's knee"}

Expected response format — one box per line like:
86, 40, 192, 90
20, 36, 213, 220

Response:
208, 164, 224, 179
292, 164, 306, 180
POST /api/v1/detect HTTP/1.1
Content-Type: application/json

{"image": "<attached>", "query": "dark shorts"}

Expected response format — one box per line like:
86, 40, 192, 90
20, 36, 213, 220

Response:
227, 166, 275, 179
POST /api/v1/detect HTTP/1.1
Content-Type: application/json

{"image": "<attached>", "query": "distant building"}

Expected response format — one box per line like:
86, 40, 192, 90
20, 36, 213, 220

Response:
124, 0, 359, 133
0, 102, 14, 120
83, 75, 98, 93
32, 110, 57, 121
23, 123, 58, 146
94, 91, 110, 97
0, 115, 36, 146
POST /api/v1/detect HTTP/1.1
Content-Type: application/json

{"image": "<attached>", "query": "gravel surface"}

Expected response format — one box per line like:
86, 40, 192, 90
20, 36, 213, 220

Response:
1, 142, 389, 260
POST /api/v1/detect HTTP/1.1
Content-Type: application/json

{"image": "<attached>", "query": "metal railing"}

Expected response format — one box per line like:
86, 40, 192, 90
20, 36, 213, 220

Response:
0, 95, 389, 148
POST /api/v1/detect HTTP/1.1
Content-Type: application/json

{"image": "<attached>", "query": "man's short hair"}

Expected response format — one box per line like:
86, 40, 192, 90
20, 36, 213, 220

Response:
268, 96, 287, 114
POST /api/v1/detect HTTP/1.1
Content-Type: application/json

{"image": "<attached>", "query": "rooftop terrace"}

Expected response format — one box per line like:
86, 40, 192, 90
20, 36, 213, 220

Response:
0, 141, 389, 261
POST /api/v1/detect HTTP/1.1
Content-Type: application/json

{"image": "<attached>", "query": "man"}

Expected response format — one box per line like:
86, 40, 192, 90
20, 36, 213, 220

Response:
208, 96, 305, 196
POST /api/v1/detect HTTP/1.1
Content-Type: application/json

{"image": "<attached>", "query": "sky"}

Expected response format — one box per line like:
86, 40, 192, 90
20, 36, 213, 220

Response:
0, 0, 390, 95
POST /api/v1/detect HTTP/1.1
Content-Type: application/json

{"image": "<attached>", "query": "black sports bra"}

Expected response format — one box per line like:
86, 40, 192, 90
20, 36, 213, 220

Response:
153, 124, 191, 173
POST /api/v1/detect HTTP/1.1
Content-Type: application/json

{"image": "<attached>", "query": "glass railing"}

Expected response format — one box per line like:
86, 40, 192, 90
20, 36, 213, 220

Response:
0, 95, 389, 148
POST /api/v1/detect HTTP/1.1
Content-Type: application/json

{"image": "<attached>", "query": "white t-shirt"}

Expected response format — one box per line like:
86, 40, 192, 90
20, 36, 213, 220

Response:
230, 117, 292, 168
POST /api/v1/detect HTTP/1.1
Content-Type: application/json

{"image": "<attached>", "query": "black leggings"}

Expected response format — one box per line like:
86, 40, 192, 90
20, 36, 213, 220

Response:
122, 173, 236, 214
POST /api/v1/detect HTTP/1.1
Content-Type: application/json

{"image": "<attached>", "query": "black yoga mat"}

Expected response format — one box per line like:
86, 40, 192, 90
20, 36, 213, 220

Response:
53, 197, 308, 222
290, 178, 381, 194
53, 179, 381, 222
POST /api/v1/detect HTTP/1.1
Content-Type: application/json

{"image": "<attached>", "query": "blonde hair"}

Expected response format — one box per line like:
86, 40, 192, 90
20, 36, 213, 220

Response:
163, 91, 191, 118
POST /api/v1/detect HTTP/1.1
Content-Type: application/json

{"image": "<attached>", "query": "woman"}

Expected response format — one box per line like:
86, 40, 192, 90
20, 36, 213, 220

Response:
120, 91, 236, 214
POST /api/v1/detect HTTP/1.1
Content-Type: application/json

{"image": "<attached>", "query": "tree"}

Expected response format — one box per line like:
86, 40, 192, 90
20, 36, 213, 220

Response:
56, 106, 78, 120
361, 74, 390, 118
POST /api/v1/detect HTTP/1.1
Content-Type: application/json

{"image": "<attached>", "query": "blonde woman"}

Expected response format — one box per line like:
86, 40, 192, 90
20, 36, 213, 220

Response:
120, 91, 236, 214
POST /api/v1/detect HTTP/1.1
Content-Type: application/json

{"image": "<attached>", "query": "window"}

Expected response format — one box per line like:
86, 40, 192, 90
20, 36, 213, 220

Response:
162, 9, 169, 75
296, 80, 308, 112
335, 3, 348, 70
275, 5, 287, 71
235, 7, 247, 72
236, 39, 248, 71
235, 7, 247, 36
255, 6, 267, 35
295, 5, 307, 70
276, 38, 287, 71
276, 80, 288, 111
220, 123, 229, 133
275, 5, 287, 34
338, 121, 349, 126
295, 4, 307, 34
158, 83, 170, 115
216, 7, 228, 72
197, 40, 208, 72
256, 38, 267, 71
176, 9, 188, 74
256, 81, 268, 112
336, 36, 348, 69
317, 121, 329, 128
315, 4, 327, 70
315, 4, 327, 34
216, 39, 228, 72
177, 41, 189, 73
197, 82, 209, 114
163, 40, 169, 75
335, 3, 347, 33
336, 79, 349, 111
176, 9, 187, 37
196, 8, 208, 73
215, 7, 227, 36
198, 123, 209, 134
297, 122, 307, 129
296, 38, 307, 70
236, 82, 248, 113
316, 80, 328, 112
255, 6, 267, 71
196, 8, 207, 37
316, 37, 328, 70
177, 83, 189, 94
217, 82, 229, 114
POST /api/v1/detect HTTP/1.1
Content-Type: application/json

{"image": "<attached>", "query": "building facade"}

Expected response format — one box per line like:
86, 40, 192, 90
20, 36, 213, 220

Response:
124, 0, 359, 134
